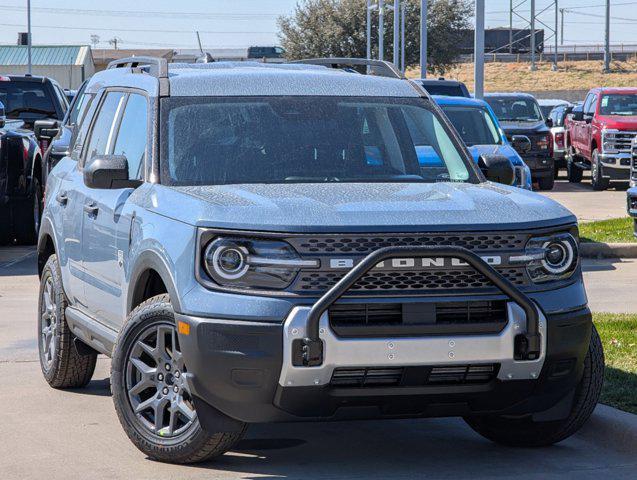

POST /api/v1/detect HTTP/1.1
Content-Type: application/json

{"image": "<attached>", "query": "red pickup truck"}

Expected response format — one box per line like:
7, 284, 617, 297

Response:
565, 87, 637, 190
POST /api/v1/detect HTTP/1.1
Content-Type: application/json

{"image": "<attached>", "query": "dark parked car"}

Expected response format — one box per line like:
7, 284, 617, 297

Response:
0, 74, 68, 243
485, 93, 555, 190
415, 78, 470, 98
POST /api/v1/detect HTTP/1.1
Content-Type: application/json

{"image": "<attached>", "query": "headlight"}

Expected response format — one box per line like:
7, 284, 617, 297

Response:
202, 236, 317, 290
524, 233, 578, 283
536, 135, 550, 150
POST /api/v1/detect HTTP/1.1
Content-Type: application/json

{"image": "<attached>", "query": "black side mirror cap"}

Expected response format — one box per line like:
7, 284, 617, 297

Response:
545, 118, 553, 128
511, 135, 532, 154
478, 154, 515, 186
34, 119, 61, 140
572, 110, 584, 122
83, 155, 142, 189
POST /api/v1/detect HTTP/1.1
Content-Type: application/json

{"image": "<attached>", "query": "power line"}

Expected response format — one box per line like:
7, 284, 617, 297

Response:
0, 22, 276, 35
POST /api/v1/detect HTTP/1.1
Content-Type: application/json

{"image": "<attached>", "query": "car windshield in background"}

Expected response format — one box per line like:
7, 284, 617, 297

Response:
161, 96, 474, 186
539, 104, 558, 119
0, 80, 56, 120
441, 106, 502, 146
599, 94, 637, 116
485, 97, 543, 122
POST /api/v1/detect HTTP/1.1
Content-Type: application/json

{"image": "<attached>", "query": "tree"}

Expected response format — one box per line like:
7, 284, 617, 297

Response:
278, 0, 472, 74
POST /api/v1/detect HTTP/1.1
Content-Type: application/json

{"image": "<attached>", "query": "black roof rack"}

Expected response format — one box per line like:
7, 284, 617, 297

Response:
291, 58, 403, 79
106, 56, 169, 96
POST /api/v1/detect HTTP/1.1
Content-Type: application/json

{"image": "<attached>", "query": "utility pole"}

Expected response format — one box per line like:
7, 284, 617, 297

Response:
552, 0, 558, 71
509, 0, 513, 54
560, 8, 565, 45
27, 0, 32, 75
393, 0, 400, 67
401, 1, 406, 72
530, 0, 537, 71
603, 0, 610, 72
366, 0, 372, 59
475, 0, 485, 99
420, 0, 427, 78
379, 0, 384, 61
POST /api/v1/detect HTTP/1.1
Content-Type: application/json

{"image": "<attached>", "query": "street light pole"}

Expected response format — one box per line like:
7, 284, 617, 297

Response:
420, 0, 427, 78
552, 0, 558, 71
603, 0, 610, 72
475, 0, 485, 99
530, 0, 537, 71
393, 0, 400, 67
379, 0, 384, 61
560, 8, 565, 46
366, 0, 372, 59
509, 0, 513, 54
401, 1, 406, 72
27, 0, 32, 75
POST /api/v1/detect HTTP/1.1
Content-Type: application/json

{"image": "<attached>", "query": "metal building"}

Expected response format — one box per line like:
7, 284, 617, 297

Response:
0, 45, 95, 89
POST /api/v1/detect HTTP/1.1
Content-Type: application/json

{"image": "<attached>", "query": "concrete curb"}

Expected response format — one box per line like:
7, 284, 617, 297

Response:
581, 242, 637, 259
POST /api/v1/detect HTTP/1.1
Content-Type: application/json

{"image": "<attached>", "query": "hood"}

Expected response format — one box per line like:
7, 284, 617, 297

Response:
468, 144, 525, 167
596, 115, 637, 130
498, 120, 549, 135
139, 182, 576, 233
0, 119, 27, 132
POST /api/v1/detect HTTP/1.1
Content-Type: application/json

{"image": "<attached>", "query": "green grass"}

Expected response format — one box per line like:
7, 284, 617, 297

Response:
579, 217, 636, 244
594, 313, 637, 414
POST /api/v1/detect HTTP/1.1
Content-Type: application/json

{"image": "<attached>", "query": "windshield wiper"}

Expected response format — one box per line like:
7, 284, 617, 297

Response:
7, 107, 55, 116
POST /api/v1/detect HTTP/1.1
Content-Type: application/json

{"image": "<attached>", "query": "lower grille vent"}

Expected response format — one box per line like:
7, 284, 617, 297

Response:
331, 364, 499, 388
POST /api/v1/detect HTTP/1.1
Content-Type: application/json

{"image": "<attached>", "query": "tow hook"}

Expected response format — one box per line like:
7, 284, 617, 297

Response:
292, 338, 324, 367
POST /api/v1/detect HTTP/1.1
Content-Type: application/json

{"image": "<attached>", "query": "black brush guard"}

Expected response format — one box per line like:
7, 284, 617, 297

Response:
294, 246, 542, 367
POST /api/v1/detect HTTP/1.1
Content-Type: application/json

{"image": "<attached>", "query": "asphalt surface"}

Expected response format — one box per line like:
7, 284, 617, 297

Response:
1, 243, 636, 479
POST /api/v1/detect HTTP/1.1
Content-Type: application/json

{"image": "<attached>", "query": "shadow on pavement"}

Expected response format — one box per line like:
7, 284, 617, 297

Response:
68, 377, 112, 397
0, 246, 37, 277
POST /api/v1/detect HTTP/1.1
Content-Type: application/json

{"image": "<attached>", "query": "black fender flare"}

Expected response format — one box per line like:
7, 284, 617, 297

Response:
127, 250, 182, 314
37, 216, 58, 276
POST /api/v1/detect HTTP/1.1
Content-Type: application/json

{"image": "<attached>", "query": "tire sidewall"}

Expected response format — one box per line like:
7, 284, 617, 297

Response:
38, 255, 66, 381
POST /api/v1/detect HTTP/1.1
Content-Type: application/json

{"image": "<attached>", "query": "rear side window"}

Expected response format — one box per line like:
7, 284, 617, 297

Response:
83, 91, 126, 166
112, 94, 148, 180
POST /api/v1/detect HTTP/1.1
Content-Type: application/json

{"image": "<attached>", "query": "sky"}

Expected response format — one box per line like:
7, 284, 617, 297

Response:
0, 0, 635, 50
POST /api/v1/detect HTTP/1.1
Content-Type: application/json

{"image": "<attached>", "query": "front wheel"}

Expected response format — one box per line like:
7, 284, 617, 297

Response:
591, 149, 610, 191
567, 153, 583, 183
111, 294, 246, 464
537, 175, 555, 191
464, 324, 604, 447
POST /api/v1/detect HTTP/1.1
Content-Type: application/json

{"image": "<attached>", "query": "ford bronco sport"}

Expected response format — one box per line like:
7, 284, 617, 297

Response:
37, 57, 603, 464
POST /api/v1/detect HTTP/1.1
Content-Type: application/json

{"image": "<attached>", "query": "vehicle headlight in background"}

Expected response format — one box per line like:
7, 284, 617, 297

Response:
524, 233, 579, 283
202, 237, 317, 290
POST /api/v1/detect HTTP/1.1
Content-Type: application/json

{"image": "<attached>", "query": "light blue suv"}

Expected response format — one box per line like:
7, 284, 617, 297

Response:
37, 57, 603, 464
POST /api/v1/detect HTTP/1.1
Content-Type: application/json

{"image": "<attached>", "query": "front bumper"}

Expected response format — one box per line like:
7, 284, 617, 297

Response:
522, 154, 553, 177
599, 152, 632, 180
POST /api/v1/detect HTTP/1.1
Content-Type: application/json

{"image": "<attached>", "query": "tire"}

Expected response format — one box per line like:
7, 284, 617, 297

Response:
553, 164, 560, 180
567, 155, 583, 184
537, 175, 555, 191
111, 294, 247, 464
591, 149, 610, 191
14, 176, 43, 245
465, 324, 604, 447
38, 254, 97, 388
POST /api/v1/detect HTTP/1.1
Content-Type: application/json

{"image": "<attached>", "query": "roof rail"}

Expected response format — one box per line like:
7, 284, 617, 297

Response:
106, 56, 169, 96
291, 58, 403, 79
106, 56, 169, 79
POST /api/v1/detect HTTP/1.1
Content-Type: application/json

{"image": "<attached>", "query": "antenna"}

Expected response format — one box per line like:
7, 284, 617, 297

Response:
196, 31, 204, 55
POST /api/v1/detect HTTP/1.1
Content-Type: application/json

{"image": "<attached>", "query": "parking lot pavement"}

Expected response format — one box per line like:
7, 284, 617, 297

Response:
541, 178, 630, 223
1, 247, 636, 479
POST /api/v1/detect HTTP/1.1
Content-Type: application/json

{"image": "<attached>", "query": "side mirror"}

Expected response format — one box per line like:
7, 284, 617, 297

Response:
584, 114, 593, 124
478, 154, 515, 185
511, 135, 532, 154
83, 155, 142, 189
34, 119, 61, 141
545, 117, 553, 128
572, 110, 584, 122
0, 101, 5, 128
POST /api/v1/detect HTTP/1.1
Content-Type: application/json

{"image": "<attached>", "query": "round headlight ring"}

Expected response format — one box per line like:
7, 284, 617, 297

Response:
206, 243, 250, 280
541, 239, 574, 275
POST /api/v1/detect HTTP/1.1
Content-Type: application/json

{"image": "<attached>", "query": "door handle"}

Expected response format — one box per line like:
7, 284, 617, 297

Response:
56, 191, 68, 205
83, 201, 99, 216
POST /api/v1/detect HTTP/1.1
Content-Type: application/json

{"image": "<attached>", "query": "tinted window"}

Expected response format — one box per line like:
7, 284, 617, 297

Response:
485, 96, 543, 122
441, 106, 501, 146
0, 80, 57, 120
113, 94, 148, 180
582, 94, 595, 114
422, 84, 466, 97
585, 95, 597, 114
83, 92, 126, 165
599, 94, 637, 116
161, 96, 474, 186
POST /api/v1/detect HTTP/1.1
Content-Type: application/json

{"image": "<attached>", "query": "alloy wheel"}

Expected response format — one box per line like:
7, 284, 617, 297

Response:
40, 276, 58, 370
125, 323, 196, 438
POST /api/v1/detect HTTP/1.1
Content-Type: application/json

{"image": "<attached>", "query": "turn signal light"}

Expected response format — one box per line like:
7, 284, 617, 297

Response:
177, 321, 190, 336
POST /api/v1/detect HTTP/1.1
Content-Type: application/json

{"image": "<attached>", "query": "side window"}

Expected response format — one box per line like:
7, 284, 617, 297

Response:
586, 95, 598, 115
70, 93, 101, 161
112, 94, 148, 180
582, 94, 594, 114
82, 91, 126, 167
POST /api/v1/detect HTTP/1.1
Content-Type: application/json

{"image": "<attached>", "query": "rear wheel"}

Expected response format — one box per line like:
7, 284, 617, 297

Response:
591, 149, 610, 191
111, 294, 246, 464
537, 175, 555, 191
567, 156, 583, 183
14, 177, 43, 245
465, 324, 604, 447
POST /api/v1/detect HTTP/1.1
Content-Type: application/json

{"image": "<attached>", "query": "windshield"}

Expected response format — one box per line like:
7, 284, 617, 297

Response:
485, 97, 543, 122
160, 96, 475, 186
599, 94, 637, 116
0, 80, 56, 120
441, 105, 501, 146
421, 84, 466, 97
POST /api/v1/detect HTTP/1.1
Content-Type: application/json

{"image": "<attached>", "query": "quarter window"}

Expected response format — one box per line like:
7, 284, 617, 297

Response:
83, 91, 126, 166
112, 94, 148, 180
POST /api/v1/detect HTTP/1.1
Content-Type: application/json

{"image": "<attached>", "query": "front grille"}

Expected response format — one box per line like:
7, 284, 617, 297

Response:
288, 233, 526, 254
330, 364, 499, 388
605, 131, 637, 153
328, 300, 507, 336
293, 268, 528, 294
